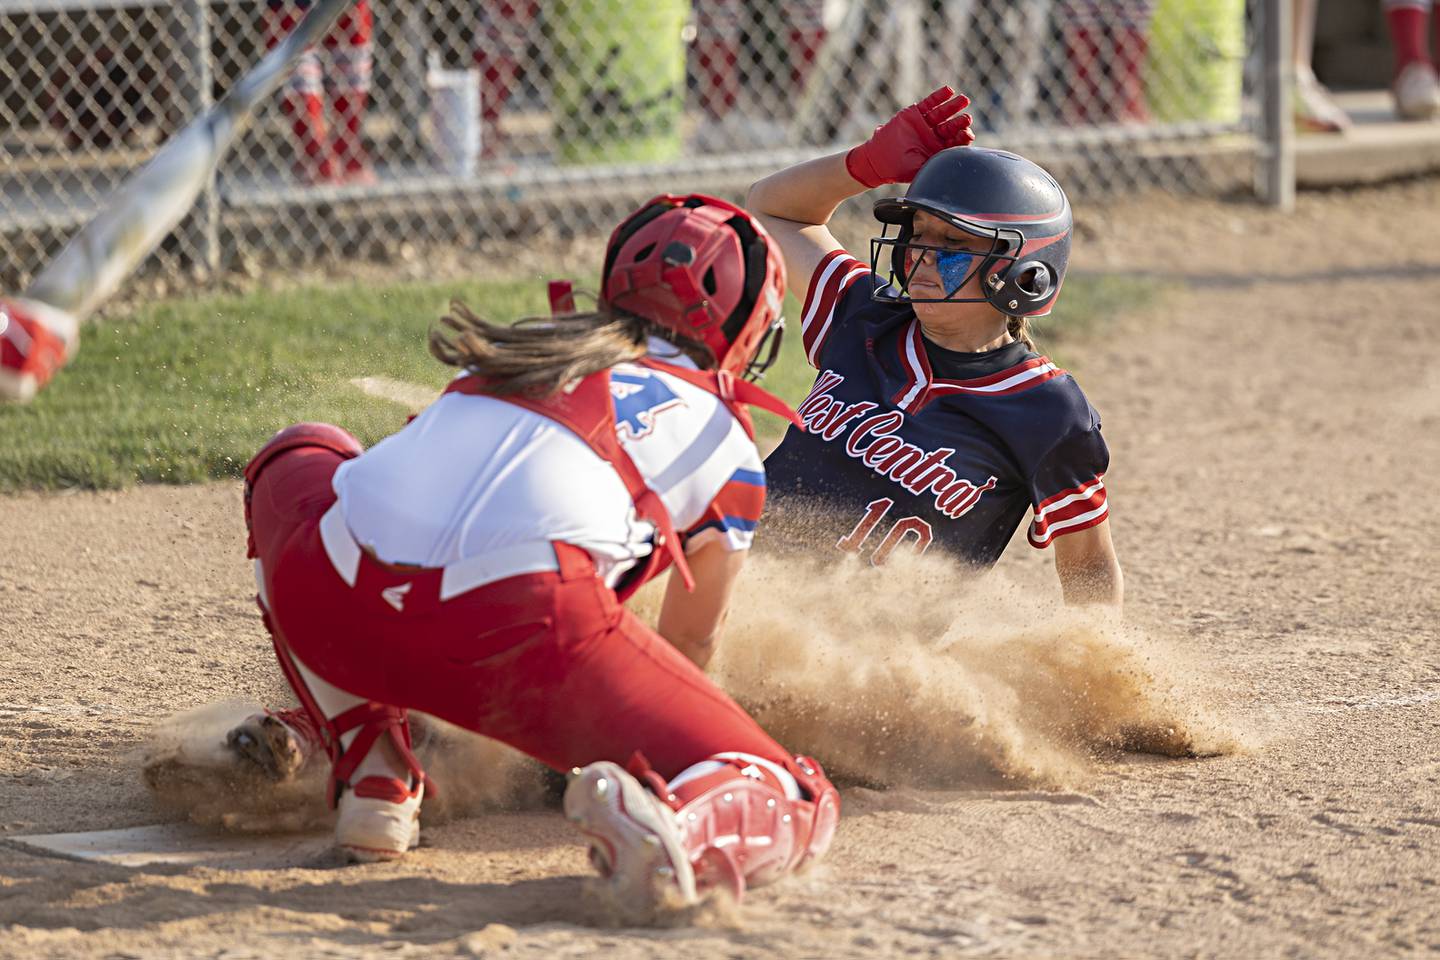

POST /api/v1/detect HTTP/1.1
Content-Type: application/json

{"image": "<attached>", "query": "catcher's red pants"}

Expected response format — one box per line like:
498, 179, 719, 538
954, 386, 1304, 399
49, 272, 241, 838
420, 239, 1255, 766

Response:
246, 444, 797, 781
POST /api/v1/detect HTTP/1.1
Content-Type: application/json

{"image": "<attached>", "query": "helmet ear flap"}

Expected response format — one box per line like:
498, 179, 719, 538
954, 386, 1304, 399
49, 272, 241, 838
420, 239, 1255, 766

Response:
1014, 262, 1054, 299
980, 255, 1008, 296
986, 259, 1058, 316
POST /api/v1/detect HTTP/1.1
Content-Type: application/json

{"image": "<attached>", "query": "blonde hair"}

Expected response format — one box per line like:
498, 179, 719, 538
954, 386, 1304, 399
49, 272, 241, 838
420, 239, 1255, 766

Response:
429, 300, 710, 396
1007, 315, 1037, 353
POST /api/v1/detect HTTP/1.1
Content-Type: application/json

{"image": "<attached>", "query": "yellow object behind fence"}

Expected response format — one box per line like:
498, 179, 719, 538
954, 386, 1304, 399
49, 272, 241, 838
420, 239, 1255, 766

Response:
551, 0, 688, 165
1146, 0, 1248, 125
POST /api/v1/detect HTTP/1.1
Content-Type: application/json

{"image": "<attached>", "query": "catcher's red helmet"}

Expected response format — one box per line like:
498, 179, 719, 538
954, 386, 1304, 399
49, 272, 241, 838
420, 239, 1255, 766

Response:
601, 194, 786, 381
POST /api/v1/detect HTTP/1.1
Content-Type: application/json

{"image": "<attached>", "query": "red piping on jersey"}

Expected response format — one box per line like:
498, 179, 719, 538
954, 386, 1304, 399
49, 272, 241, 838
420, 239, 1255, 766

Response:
1033, 473, 1106, 512
802, 251, 869, 369
892, 320, 1065, 412
1028, 474, 1108, 548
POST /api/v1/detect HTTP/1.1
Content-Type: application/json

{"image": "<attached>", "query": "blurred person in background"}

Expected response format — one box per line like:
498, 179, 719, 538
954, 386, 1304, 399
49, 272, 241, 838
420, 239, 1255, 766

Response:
471, 1, 539, 156
1383, 0, 1440, 119
690, 0, 826, 146
265, 0, 375, 183
1059, 0, 1156, 124
1292, 0, 1352, 132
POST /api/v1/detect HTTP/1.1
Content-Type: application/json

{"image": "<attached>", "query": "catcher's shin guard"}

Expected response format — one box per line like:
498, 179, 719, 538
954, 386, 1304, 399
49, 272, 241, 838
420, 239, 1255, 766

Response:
565, 752, 839, 911
665, 752, 840, 900
271, 638, 427, 862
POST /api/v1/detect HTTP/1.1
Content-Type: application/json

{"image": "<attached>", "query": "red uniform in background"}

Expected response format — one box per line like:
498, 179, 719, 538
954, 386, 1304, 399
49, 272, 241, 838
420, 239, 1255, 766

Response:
1059, 0, 1156, 124
691, 0, 826, 119
264, 0, 374, 183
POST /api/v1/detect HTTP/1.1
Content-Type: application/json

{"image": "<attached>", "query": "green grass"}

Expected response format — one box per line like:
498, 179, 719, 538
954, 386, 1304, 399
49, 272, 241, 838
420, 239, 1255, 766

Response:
0, 271, 1160, 491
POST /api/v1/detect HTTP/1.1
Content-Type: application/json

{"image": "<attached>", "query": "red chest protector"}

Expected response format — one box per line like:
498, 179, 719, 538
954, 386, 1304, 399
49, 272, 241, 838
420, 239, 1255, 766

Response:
443, 360, 801, 601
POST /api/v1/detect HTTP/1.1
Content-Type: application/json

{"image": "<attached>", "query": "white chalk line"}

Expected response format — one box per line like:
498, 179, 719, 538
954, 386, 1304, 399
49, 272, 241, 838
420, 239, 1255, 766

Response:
348, 376, 436, 413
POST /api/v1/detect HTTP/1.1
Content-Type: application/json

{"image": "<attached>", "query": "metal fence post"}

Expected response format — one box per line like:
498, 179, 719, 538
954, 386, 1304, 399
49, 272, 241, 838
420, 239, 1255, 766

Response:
1261, 0, 1295, 211
181, 0, 221, 275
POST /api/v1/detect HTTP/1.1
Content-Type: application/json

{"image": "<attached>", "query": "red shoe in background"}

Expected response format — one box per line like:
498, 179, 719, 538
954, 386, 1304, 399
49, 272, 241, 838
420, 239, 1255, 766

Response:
0, 297, 79, 403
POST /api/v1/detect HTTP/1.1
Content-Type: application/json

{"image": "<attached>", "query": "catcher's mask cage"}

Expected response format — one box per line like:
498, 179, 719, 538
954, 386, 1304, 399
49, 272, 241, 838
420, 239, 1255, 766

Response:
869, 147, 1073, 319
601, 193, 787, 382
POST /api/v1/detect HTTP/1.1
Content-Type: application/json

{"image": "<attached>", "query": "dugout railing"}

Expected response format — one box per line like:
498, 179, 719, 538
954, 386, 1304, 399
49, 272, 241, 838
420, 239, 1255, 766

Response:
0, 0, 1289, 293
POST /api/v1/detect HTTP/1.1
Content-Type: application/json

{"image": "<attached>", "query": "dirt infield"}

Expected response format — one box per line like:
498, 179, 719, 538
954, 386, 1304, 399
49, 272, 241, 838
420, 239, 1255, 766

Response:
3, 180, 1440, 957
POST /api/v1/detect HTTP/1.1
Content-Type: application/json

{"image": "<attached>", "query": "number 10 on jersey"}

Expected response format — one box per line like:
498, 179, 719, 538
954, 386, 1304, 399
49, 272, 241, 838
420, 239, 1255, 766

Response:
836, 497, 934, 565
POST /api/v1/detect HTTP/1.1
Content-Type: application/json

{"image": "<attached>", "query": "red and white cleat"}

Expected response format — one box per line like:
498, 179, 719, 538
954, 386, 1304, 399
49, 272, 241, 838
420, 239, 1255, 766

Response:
337, 774, 423, 863
563, 761, 698, 913
0, 297, 79, 403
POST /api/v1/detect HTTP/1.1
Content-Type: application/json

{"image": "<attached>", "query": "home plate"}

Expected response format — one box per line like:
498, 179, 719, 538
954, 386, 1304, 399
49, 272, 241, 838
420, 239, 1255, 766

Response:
9, 823, 333, 869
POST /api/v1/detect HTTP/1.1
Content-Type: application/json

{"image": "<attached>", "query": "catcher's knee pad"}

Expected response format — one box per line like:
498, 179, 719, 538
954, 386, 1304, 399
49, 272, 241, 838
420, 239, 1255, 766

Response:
244, 421, 364, 489
243, 422, 363, 556
647, 751, 841, 900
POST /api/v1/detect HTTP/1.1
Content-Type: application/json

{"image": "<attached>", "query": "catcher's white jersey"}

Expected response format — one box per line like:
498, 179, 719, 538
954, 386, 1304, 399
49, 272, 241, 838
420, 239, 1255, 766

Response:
331, 346, 765, 586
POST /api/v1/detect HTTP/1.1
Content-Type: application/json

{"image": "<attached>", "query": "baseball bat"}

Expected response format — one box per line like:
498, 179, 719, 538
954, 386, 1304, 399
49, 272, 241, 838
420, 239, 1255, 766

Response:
21, 0, 353, 319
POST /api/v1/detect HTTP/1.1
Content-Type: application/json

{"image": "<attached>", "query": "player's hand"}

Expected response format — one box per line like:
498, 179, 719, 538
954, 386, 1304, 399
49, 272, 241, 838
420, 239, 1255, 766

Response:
845, 86, 974, 189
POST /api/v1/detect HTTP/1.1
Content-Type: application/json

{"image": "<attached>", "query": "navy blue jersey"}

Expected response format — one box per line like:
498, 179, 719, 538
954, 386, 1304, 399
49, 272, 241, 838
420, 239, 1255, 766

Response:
761, 250, 1110, 568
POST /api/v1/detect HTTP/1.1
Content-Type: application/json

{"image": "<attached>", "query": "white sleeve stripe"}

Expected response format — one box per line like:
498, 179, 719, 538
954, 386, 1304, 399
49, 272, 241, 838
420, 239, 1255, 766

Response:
1029, 501, 1109, 545
1033, 477, 1106, 522
684, 525, 755, 554
800, 254, 853, 335
805, 266, 869, 368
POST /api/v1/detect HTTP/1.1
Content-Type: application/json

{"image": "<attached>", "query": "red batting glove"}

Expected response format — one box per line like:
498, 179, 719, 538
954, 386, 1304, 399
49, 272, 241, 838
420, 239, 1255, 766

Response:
845, 86, 974, 189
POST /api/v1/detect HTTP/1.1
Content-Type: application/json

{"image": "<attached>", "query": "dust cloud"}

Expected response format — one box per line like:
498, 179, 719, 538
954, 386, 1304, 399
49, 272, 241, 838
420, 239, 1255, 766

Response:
138, 699, 332, 832
139, 549, 1234, 828
138, 699, 547, 830
683, 551, 1236, 789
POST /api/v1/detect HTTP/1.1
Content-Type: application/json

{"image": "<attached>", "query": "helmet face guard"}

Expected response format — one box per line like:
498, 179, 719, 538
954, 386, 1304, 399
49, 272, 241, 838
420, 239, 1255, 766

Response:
742, 315, 785, 382
869, 215, 1025, 307
870, 147, 1073, 318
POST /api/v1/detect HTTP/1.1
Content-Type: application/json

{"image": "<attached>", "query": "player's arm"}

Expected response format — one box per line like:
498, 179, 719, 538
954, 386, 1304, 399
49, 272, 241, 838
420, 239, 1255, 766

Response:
1026, 420, 1117, 606
746, 86, 974, 300
1052, 519, 1124, 607
657, 539, 748, 670
746, 153, 860, 293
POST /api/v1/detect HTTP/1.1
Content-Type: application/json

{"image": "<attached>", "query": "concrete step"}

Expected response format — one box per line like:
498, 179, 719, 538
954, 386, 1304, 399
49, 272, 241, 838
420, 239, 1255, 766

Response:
1297, 89, 1440, 186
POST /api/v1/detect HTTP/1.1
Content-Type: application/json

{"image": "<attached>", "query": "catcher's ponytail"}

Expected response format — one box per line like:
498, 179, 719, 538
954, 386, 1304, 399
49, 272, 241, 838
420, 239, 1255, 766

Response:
429, 300, 713, 396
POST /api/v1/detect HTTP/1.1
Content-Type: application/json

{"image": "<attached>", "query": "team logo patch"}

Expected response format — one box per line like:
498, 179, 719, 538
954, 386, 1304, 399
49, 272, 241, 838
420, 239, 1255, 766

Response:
611, 370, 686, 440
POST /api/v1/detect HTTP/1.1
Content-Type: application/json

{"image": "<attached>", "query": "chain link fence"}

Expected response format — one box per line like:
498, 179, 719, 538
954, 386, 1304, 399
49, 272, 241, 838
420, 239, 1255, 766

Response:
1, 0, 1272, 293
